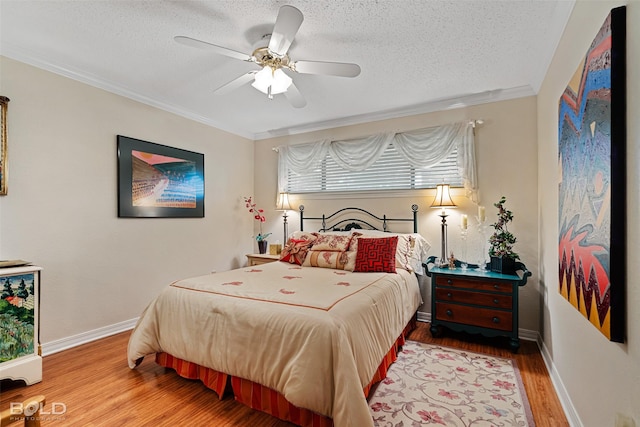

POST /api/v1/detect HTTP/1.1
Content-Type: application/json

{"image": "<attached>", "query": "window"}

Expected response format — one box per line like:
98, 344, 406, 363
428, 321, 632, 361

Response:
286, 143, 463, 193
277, 121, 477, 197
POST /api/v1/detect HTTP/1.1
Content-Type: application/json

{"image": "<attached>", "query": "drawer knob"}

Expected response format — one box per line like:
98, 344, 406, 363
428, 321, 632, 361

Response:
446, 309, 453, 317
447, 279, 453, 285
493, 284, 500, 289
492, 317, 500, 324
493, 299, 500, 304
447, 293, 453, 298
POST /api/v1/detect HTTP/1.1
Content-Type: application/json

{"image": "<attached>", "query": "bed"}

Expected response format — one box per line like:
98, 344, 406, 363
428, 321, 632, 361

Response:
127, 206, 429, 427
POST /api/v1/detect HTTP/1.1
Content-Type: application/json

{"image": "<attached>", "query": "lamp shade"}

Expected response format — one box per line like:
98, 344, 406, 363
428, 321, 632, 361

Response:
270, 69, 293, 94
430, 184, 456, 208
276, 192, 292, 211
251, 66, 293, 95
251, 66, 273, 94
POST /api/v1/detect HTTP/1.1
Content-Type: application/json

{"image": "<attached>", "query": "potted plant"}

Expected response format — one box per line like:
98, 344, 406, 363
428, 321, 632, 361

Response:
488, 196, 519, 274
244, 196, 271, 254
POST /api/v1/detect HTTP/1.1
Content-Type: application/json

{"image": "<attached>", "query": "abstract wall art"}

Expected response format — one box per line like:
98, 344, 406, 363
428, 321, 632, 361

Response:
557, 6, 626, 342
117, 136, 204, 218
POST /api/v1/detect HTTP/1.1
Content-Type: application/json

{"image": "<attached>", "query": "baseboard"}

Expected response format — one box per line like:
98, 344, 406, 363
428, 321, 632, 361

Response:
417, 310, 431, 323
537, 334, 582, 427
41, 318, 138, 356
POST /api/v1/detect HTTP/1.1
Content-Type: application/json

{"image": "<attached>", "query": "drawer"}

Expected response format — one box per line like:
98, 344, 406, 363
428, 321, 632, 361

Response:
435, 276, 512, 293
435, 303, 513, 331
435, 288, 512, 309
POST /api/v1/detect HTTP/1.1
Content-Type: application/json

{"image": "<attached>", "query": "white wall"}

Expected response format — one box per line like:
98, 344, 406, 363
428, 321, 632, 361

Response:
254, 97, 540, 331
537, 1, 639, 425
0, 56, 255, 344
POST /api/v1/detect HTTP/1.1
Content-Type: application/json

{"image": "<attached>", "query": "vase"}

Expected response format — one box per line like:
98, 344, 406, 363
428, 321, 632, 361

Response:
257, 240, 268, 254
490, 256, 516, 275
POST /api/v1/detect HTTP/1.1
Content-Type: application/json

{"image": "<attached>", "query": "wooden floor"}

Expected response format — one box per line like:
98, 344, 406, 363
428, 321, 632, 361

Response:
1, 322, 568, 426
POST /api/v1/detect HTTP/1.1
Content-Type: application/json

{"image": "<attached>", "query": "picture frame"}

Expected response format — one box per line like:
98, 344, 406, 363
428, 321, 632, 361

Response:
117, 135, 204, 218
0, 96, 9, 196
557, 6, 626, 342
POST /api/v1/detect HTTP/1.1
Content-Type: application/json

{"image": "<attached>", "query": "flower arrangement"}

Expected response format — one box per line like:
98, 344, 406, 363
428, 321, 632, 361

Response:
488, 196, 519, 260
244, 196, 271, 242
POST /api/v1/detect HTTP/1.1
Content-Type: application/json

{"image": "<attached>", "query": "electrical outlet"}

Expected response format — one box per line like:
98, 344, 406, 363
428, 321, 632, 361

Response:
615, 413, 636, 427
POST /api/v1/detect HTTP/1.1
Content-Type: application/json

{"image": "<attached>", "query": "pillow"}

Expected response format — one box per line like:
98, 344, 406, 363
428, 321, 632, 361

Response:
310, 232, 354, 252
354, 236, 398, 273
279, 238, 314, 265
347, 230, 431, 273
408, 233, 431, 274
303, 250, 353, 270
288, 231, 319, 243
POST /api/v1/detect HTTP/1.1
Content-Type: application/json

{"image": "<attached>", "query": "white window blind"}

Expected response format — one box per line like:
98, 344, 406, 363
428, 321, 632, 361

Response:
277, 121, 478, 199
286, 143, 463, 193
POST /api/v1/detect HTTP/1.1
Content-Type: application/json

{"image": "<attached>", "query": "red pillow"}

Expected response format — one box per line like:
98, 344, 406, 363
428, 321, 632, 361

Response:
354, 236, 398, 273
279, 238, 314, 265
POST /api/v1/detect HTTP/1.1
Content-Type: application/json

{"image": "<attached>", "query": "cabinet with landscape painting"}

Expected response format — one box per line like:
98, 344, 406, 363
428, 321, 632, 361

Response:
0, 264, 42, 385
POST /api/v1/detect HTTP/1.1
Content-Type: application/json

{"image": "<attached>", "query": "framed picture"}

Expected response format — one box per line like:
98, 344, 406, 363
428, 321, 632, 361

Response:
117, 135, 204, 218
557, 6, 626, 342
0, 96, 9, 196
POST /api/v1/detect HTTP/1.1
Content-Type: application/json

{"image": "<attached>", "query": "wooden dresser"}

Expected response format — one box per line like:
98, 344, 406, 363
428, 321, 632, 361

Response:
425, 257, 530, 352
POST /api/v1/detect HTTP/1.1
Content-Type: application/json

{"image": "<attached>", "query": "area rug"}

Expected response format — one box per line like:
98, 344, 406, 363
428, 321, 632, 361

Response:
368, 341, 535, 426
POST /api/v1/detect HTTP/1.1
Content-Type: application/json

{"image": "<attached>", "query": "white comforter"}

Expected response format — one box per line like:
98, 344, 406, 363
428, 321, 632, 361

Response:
127, 261, 422, 427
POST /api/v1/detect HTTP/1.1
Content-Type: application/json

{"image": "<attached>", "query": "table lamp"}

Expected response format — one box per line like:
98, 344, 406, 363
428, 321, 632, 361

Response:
275, 192, 292, 241
430, 184, 456, 266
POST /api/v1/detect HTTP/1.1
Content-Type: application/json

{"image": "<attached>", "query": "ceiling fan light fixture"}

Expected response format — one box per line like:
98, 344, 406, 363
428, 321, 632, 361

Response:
251, 66, 273, 94
251, 66, 292, 97
270, 68, 292, 94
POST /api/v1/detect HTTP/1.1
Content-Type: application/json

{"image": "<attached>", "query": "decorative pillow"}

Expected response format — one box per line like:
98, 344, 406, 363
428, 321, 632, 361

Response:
394, 234, 416, 271
347, 230, 431, 273
287, 231, 319, 243
408, 233, 431, 274
279, 238, 314, 265
310, 232, 353, 252
303, 250, 351, 270
354, 236, 398, 273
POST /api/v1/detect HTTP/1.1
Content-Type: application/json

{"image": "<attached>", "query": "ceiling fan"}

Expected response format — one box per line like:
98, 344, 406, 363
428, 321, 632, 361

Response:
174, 5, 361, 108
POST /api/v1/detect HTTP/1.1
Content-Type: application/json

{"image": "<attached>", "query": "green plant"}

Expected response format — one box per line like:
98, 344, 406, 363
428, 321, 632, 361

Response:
488, 196, 519, 260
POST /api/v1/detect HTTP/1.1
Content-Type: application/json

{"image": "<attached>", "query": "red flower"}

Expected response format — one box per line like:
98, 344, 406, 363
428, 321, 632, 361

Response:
244, 196, 271, 240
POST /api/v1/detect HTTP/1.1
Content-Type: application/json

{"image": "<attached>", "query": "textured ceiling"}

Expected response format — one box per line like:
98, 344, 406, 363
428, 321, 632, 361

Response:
0, 0, 574, 140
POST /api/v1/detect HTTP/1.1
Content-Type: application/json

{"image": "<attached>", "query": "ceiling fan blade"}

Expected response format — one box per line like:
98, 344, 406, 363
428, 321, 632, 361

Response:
284, 82, 306, 108
213, 71, 257, 95
268, 5, 303, 56
174, 36, 252, 62
292, 60, 361, 77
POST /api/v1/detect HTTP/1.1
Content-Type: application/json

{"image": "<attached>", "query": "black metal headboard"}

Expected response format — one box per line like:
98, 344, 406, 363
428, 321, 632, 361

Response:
299, 205, 418, 233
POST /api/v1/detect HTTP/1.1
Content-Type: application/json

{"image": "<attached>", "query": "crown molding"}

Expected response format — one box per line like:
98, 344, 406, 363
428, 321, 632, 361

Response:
0, 45, 256, 140
254, 86, 535, 140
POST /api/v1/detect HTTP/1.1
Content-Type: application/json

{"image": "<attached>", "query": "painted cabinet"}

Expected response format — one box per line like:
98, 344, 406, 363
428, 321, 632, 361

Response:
424, 258, 530, 352
0, 265, 42, 384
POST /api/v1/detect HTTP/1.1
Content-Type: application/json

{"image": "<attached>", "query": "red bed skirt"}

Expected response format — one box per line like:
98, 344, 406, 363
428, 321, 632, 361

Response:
156, 317, 416, 426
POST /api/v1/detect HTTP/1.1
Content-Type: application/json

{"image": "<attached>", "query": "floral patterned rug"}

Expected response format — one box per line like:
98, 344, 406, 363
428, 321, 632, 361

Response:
369, 341, 535, 426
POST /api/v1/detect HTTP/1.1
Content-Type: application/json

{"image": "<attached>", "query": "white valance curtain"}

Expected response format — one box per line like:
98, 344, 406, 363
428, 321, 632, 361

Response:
277, 121, 477, 197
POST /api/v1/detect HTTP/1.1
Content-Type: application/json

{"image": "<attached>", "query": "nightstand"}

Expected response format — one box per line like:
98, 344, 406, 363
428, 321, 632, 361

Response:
246, 253, 280, 266
424, 256, 531, 352
0, 265, 43, 385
